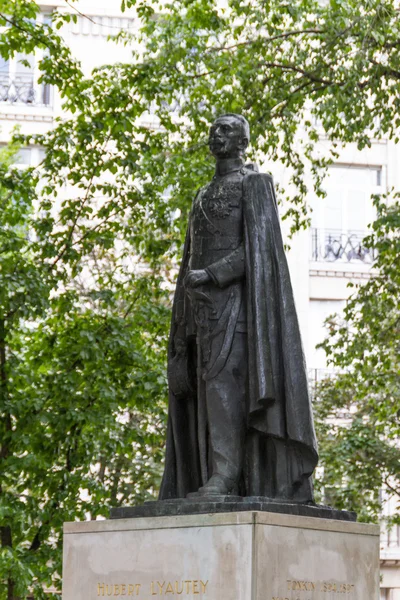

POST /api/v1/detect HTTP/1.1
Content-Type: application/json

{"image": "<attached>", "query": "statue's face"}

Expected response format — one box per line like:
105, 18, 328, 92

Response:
208, 116, 247, 159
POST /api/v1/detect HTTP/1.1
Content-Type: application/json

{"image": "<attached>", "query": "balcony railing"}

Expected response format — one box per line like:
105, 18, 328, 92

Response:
311, 229, 376, 264
0, 74, 51, 106
381, 526, 400, 550
308, 368, 339, 384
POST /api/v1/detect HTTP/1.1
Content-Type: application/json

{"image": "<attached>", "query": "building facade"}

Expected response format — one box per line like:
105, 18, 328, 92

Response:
283, 139, 397, 374
282, 140, 400, 600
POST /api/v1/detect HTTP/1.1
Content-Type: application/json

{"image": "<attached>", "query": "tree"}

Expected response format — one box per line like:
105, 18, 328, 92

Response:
314, 193, 400, 523
0, 0, 400, 597
0, 131, 169, 599
0, 5, 170, 598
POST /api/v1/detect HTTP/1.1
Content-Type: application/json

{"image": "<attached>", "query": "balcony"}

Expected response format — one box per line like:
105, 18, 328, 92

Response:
308, 368, 338, 385
311, 229, 376, 264
381, 527, 400, 553
0, 74, 51, 106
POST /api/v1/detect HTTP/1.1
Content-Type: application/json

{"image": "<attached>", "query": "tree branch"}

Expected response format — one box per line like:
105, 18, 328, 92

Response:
205, 28, 326, 54
50, 135, 112, 269
383, 476, 400, 498
260, 61, 339, 87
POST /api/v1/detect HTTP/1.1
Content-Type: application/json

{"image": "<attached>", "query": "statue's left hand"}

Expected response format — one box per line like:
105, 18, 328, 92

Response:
184, 269, 211, 288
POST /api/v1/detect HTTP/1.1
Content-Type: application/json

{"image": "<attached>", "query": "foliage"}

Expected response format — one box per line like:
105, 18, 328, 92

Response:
0, 141, 169, 599
0, 5, 170, 596
119, 0, 400, 232
0, 0, 399, 597
314, 194, 400, 523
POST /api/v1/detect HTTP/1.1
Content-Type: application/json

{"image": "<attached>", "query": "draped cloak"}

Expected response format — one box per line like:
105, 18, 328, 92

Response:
159, 170, 318, 500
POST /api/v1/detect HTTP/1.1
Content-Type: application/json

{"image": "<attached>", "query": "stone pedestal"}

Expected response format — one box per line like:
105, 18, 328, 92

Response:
62, 511, 380, 600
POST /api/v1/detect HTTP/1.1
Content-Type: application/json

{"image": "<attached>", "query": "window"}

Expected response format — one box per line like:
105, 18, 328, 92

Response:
308, 299, 346, 370
0, 145, 46, 167
71, 15, 136, 37
310, 165, 382, 263
0, 13, 52, 106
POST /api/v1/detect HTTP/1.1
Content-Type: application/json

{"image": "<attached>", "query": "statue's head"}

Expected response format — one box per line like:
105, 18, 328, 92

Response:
208, 113, 250, 159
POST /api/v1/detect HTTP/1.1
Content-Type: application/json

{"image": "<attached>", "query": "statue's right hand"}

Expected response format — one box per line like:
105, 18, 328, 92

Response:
184, 269, 211, 288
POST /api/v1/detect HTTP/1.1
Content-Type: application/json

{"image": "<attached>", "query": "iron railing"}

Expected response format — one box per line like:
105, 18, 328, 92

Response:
381, 525, 400, 549
311, 228, 375, 263
0, 74, 51, 106
308, 368, 339, 385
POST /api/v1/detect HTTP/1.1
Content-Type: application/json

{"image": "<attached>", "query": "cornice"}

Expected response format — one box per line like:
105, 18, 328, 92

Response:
309, 268, 372, 280
0, 113, 54, 123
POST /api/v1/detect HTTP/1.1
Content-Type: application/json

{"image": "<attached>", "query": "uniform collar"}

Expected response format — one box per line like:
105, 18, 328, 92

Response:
215, 157, 244, 177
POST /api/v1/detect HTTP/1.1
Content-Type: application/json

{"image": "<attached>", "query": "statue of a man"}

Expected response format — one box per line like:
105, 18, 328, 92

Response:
160, 114, 318, 502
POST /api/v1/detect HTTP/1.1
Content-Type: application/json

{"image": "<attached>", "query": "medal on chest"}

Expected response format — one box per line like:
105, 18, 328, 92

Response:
204, 180, 242, 219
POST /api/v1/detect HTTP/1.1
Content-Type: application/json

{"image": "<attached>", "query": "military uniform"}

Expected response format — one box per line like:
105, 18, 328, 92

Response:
161, 160, 318, 502
185, 165, 250, 489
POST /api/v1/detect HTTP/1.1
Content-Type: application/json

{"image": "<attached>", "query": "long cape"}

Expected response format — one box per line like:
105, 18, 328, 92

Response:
159, 171, 318, 499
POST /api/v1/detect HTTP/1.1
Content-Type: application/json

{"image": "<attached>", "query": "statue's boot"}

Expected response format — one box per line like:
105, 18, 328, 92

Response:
198, 474, 235, 495
187, 474, 235, 498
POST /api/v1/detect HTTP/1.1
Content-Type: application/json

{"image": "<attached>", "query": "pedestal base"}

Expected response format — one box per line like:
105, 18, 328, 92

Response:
110, 498, 356, 521
62, 511, 379, 600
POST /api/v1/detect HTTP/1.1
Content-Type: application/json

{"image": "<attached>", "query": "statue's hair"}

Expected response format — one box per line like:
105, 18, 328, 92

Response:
216, 113, 250, 141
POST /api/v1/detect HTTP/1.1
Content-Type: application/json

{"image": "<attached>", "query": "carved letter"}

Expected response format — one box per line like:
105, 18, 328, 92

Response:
299, 582, 307, 591
128, 585, 135, 596
184, 581, 191, 594
114, 585, 121, 596
136, 584, 141, 595
175, 582, 184, 595
200, 581, 208, 594
193, 581, 199, 595
98, 583, 105, 597
158, 582, 166, 595
165, 583, 174, 595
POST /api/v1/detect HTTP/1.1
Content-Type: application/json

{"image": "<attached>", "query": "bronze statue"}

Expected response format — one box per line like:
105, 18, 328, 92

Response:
160, 114, 318, 502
